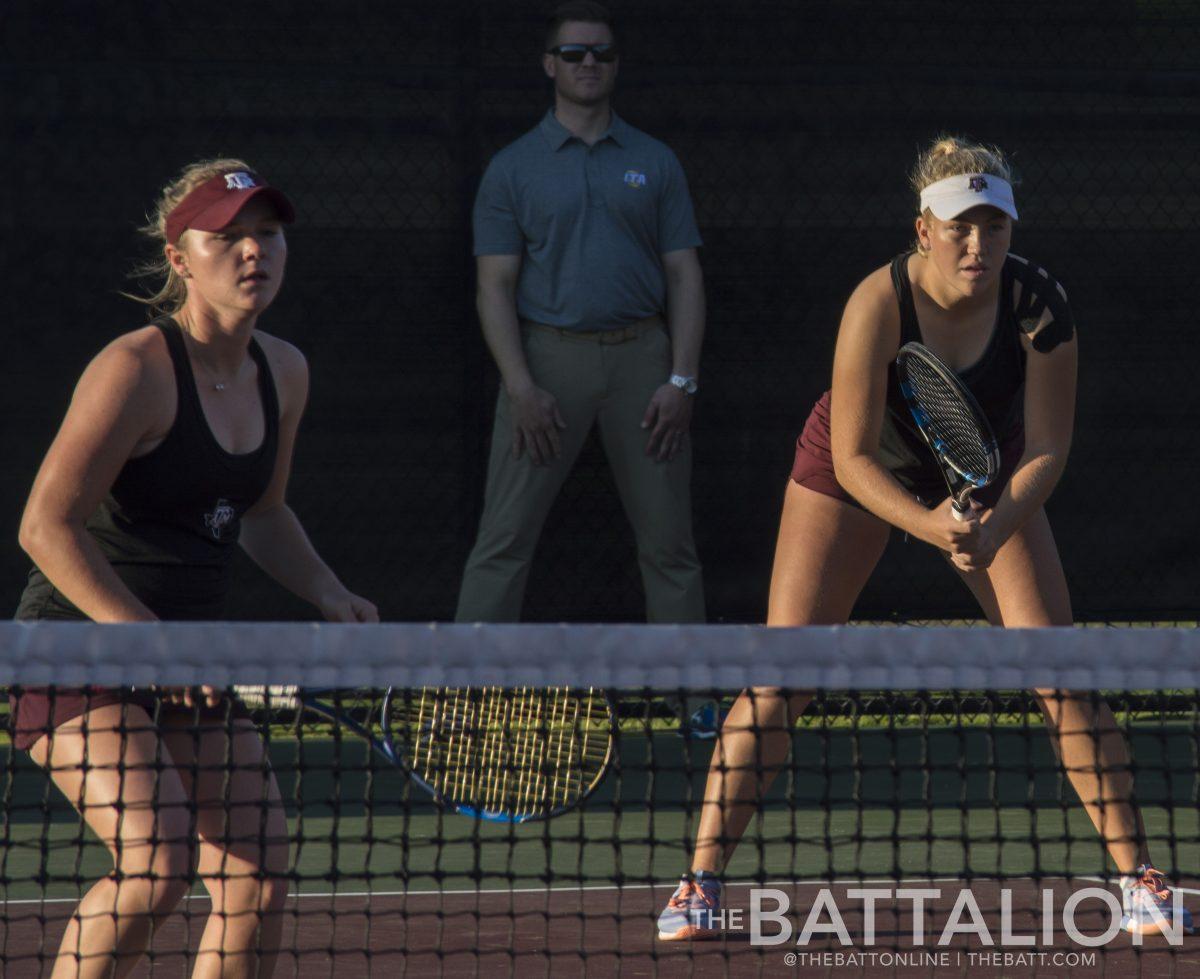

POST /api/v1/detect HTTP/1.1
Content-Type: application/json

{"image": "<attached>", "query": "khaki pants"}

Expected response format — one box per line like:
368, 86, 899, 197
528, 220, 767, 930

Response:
456, 318, 705, 623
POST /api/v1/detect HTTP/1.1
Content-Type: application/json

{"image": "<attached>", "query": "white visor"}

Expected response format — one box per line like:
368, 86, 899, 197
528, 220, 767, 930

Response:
919, 173, 1018, 221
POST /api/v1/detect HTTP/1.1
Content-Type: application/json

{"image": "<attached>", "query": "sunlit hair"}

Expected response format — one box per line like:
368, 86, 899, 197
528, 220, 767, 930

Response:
544, 1, 615, 51
910, 135, 1015, 254
123, 157, 254, 317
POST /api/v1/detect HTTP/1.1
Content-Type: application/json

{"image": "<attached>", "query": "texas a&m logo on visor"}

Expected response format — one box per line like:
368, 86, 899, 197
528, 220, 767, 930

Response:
968, 176, 989, 192
224, 172, 258, 191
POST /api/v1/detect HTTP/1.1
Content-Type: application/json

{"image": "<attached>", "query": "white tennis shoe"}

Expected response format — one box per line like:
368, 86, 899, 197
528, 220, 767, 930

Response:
1120, 865, 1194, 936
656, 871, 723, 941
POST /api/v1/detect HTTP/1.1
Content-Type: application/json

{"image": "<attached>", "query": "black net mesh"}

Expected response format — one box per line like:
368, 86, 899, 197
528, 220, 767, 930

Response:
1, 622, 1197, 974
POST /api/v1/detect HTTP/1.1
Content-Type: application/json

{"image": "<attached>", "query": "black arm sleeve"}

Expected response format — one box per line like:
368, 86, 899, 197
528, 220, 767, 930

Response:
1011, 260, 1075, 353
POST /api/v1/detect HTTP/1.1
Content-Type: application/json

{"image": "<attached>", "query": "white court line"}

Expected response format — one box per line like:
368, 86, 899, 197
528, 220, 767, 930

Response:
11, 874, 1191, 907
0, 877, 977, 906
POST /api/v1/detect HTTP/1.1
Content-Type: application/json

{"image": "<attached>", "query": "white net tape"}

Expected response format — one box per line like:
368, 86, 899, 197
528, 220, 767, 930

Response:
1, 622, 1197, 690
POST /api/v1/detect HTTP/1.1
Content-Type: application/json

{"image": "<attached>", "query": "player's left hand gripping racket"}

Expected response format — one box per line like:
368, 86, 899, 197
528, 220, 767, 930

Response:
895, 341, 1001, 520
236, 685, 616, 823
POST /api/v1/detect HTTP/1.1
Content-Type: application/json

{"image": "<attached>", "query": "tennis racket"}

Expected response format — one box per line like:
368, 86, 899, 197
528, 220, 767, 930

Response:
895, 341, 1000, 520
236, 684, 616, 823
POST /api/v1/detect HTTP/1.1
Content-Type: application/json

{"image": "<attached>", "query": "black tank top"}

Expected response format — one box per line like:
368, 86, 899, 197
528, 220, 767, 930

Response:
877, 251, 1073, 496
16, 317, 280, 621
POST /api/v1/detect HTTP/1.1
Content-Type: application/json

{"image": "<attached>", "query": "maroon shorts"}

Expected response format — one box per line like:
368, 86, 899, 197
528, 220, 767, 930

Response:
8, 687, 251, 752
790, 391, 1023, 511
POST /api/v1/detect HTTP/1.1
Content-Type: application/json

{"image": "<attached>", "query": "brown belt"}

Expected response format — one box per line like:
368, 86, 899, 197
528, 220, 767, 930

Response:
521, 314, 663, 344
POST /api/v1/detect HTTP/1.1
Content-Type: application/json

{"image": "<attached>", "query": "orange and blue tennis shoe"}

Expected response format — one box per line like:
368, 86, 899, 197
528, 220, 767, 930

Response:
684, 699, 729, 740
1120, 865, 1194, 936
656, 871, 723, 941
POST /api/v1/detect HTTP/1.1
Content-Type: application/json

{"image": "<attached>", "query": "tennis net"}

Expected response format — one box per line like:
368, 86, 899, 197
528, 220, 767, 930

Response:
1, 622, 1197, 977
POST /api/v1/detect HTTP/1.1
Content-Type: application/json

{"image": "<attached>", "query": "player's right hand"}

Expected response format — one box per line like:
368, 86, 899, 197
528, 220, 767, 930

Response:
508, 383, 567, 465
927, 498, 993, 571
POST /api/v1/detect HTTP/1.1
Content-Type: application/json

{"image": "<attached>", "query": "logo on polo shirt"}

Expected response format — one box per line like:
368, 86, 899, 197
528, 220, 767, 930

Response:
224, 172, 258, 191
968, 176, 989, 192
623, 169, 647, 188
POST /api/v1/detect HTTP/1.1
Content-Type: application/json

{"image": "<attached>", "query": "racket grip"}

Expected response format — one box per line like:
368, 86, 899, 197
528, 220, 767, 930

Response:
951, 501, 969, 522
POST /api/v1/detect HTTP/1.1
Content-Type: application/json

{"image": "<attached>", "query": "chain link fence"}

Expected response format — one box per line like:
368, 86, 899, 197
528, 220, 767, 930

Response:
2, 1, 1198, 623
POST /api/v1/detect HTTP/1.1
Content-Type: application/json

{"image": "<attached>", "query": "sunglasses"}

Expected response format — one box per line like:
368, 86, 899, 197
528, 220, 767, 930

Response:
547, 43, 618, 63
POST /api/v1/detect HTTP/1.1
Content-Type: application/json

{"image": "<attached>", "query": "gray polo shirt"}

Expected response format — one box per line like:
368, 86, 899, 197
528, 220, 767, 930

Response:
473, 110, 702, 331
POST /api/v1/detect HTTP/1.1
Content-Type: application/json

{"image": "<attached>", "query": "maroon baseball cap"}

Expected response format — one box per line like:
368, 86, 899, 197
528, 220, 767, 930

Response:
165, 170, 296, 245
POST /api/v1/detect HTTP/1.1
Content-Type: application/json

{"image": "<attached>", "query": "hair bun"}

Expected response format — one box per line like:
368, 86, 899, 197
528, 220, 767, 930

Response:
910, 134, 1014, 203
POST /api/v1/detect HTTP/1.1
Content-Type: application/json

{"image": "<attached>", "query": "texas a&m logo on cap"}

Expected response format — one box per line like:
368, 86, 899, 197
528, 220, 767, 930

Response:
224, 172, 259, 191
968, 176, 989, 192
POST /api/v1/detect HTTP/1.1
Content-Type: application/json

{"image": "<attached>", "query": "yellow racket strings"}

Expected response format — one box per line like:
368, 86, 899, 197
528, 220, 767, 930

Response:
397, 687, 608, 815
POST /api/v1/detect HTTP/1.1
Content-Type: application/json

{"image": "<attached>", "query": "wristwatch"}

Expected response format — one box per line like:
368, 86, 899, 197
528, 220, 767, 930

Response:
669, 374, 698, 395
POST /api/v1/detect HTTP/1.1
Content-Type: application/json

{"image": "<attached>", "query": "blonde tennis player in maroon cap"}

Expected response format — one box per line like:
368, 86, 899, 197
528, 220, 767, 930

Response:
13, 158, 377, 976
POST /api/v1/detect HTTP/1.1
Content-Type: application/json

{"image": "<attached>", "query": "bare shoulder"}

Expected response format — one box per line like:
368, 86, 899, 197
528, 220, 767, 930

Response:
831, 263, 902, 411
84, 325, 174, 400
55, 325, 176, 445
840, 262, 901, 337
254, 331, 308, 379
254, 331, 309, 415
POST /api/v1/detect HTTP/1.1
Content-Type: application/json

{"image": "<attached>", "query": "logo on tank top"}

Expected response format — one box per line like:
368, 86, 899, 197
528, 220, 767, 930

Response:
204, 498, 236, 540
224, 172, 258, 191
968, 176, 989, 192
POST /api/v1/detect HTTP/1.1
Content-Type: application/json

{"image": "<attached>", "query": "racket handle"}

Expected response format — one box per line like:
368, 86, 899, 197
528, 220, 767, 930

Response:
951, 501, 969, 522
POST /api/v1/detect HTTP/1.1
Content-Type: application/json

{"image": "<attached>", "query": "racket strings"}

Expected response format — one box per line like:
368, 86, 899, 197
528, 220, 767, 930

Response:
903, 359, 995, 480
392, 687, 610, 817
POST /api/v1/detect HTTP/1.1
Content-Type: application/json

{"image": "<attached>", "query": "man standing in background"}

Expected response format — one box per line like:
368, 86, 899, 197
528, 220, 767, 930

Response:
456, 1, 706, 624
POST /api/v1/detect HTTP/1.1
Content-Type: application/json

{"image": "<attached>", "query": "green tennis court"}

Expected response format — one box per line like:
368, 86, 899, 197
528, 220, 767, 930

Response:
5, 719, 1197, 897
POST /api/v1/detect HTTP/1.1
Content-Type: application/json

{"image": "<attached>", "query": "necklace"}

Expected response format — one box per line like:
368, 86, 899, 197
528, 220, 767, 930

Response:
179, 323, 243, 392
194, 358, 240, 392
